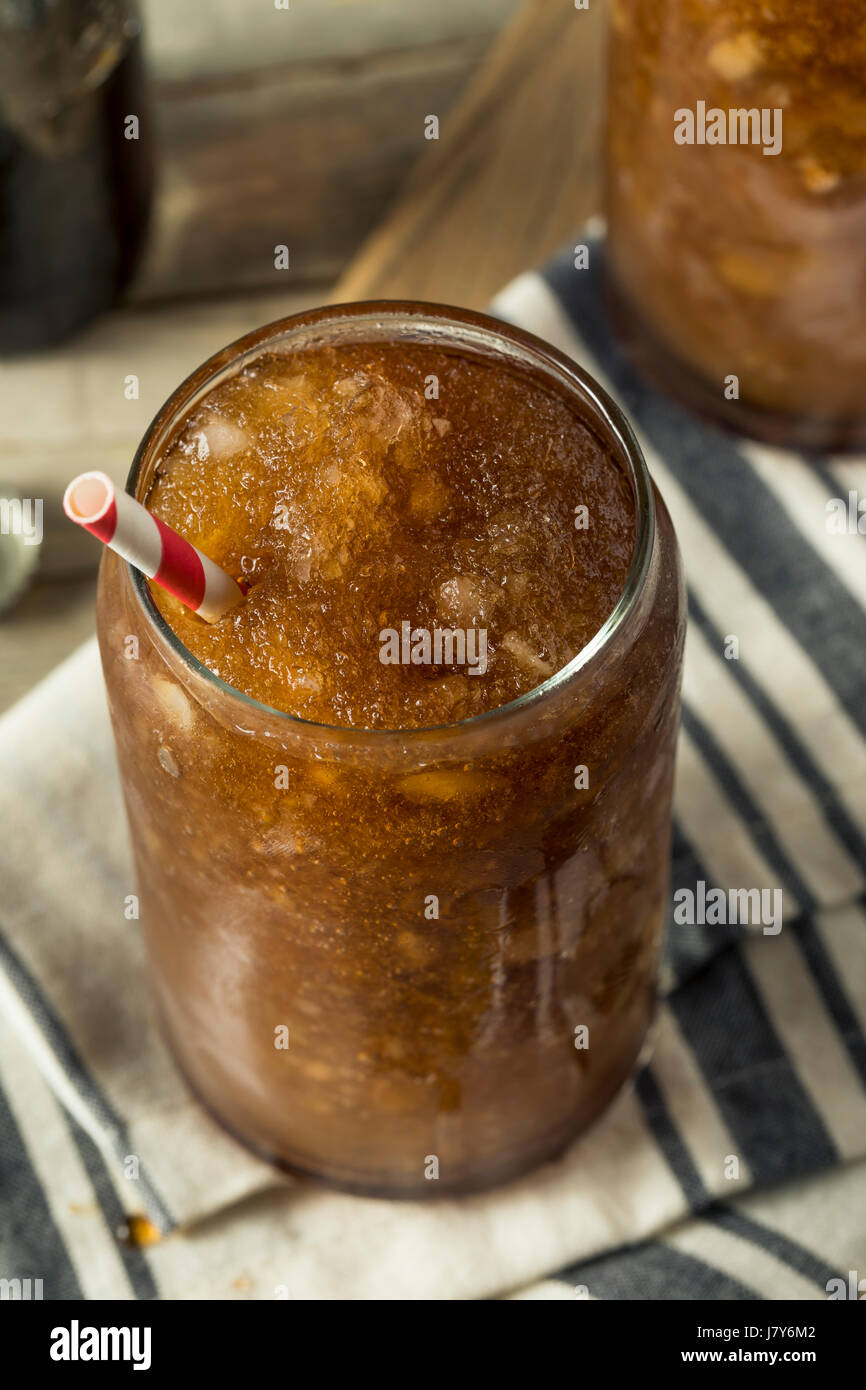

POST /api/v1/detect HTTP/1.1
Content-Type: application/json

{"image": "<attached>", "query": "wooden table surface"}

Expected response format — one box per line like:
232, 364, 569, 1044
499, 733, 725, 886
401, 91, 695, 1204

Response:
0, 0, 605, 715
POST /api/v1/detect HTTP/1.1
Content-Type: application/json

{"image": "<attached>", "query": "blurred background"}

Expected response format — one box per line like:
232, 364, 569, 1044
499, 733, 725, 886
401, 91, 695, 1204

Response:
0, 0, 600, 712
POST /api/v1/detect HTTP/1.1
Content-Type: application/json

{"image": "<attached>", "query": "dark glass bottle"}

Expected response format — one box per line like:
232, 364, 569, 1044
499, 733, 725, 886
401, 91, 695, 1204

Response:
0, 0, 153, 352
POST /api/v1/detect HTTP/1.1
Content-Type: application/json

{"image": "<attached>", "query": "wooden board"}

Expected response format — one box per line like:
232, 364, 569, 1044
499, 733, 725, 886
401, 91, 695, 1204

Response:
332, 0, 606, 308
134, 35, 494, 300
141, 0, 522, 81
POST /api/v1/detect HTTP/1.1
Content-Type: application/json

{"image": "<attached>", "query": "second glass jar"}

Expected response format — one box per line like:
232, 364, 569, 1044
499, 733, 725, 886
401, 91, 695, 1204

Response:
605, 0, 866, 450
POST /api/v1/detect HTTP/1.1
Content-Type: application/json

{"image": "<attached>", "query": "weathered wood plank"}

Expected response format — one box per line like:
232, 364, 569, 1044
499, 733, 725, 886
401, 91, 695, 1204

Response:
333, 0, 605, 308
141, 0, 522, 80
133, 36, 494, 300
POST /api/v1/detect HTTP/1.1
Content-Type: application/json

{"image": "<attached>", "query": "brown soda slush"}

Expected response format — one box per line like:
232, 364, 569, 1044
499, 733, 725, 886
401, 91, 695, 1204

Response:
97, 303, 685, 1197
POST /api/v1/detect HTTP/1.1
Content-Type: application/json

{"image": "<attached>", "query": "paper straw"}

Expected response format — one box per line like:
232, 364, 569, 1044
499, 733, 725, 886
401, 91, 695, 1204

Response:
63, 471, 245, 623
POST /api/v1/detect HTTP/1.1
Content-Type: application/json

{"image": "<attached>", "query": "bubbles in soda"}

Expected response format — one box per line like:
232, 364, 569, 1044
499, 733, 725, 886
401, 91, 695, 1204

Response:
147, 340, 636, 728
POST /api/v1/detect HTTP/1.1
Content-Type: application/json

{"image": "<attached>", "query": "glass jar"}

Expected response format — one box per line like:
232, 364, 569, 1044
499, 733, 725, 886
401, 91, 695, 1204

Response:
604, 0, 866, 450
96, 303, 685, 1198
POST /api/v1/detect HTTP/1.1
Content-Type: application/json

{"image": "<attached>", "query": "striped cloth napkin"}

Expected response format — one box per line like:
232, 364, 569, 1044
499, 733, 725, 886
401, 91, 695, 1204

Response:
1, 240, 866, 1300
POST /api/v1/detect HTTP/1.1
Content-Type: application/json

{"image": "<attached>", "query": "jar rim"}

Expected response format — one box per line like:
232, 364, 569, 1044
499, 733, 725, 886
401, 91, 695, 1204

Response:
124, 299, 655, 745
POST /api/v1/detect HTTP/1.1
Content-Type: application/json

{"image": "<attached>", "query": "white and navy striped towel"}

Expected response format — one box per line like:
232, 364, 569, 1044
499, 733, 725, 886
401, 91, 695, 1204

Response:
1, 242, 865, 1299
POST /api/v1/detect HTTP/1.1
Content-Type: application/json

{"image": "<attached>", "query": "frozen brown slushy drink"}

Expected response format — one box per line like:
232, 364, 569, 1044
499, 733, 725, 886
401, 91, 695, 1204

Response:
97, 303, 685, 1196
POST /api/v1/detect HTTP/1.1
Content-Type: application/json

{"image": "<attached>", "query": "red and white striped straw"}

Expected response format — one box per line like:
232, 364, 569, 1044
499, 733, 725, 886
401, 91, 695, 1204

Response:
63, 471, 245, 624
